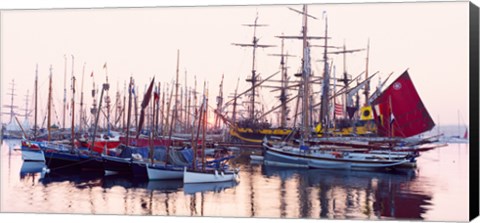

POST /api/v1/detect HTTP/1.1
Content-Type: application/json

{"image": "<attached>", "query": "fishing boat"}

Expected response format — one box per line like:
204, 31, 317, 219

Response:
43, 63, 105, 173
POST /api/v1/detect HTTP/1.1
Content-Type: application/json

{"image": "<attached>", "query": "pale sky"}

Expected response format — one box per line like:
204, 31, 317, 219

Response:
0, 1, 471, 127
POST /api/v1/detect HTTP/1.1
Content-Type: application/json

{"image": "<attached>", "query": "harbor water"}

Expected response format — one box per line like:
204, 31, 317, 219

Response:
0, 139, 470, 221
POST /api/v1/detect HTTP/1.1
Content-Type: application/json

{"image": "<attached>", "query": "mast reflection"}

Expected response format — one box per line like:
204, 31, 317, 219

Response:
262, 165, 432, 219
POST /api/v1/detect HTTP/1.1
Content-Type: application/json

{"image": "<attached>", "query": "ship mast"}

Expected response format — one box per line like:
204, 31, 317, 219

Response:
214, 74, 224, 129
90, 70, 97, 131
123, 81, 127, 130
184, 70, 188, 132
320, 13, 330, 136
80, 62, 85, 133
159, 82, 165, 136
232, 14, 275, 123
302, 5, 312, 140
364, 39, 371, 104
232, 78, 240, 125
186, 86, 191, 134
3, 79, 18, 124
327, 42, 365, 123
281, 5, 315, 140
104, 62, 110, 136
277, 5, 329, 140
23, 90, 29, 128
48, 65, 53, 142
166, 50, 181, 164
173, 49, 180, 134
70, 57, 76, 151
63, 55, 67, 129
269, 35, 295, 128
126, 77, 133, 146
34, 65, 38, 140
155, 82, 161, 135
202, 82, 208, 172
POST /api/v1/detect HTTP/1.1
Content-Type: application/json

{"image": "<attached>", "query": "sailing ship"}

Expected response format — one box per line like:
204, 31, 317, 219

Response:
223, 12, 379, 144
261, 5, 441, 171
223, 15, 292, 144
263, 68, 440, 170
2, 79, 27, 140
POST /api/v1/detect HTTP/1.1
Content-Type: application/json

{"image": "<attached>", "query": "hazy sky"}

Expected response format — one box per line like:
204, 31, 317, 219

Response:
0, 1, 470, 127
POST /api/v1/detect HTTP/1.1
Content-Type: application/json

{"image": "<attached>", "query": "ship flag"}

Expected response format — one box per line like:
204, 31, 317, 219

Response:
334, 103, 343, 117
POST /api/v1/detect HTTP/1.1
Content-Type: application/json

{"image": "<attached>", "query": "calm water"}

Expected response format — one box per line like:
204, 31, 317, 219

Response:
0, 139, 470, 221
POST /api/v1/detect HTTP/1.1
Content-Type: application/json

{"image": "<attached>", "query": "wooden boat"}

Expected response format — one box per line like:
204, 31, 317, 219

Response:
42, 144, 104, 172
147, 164, 184, 180
102, 144, 168, 176
263, 142, 414, 170
145, 146, 195, 180
183, 167, 238, 184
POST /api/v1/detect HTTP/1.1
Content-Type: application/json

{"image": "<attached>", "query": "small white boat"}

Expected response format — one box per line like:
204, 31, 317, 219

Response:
147, 164, 184, 180
183, 167, 238, 184
21, 140, 45, 162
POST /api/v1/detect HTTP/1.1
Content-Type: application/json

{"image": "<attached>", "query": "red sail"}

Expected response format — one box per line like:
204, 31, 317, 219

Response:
372, 70, 435, 137
136, 78, 155, 139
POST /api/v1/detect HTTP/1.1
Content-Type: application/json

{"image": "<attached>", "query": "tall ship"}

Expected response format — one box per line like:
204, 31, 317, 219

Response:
224, 10, 378, 144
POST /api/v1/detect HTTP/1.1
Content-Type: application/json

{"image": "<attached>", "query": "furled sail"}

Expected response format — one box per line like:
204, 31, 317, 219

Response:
372, 70, 435, 137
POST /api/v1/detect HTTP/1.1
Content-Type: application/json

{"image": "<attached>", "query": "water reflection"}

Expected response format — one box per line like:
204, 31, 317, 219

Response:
40, 170, 104, 188
1, 140, 467, 220
20, 161, 45, 179
184, 181, 238, 195
260, 165, 431, 220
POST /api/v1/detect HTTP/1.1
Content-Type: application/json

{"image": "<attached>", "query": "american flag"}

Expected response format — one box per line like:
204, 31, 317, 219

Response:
334, 103, 343, 117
